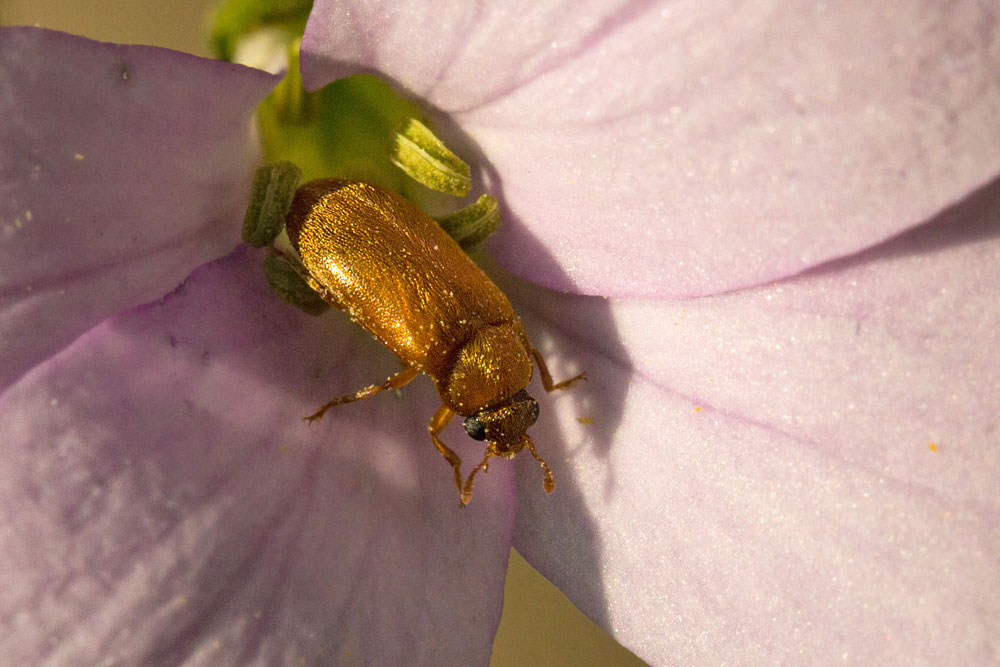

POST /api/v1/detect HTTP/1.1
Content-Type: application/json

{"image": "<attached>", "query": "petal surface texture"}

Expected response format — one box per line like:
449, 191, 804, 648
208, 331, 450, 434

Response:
508, 180, 1000, 664
0, 27, 278, 390
0, 249, 514, 666
301, 1, 1000, 297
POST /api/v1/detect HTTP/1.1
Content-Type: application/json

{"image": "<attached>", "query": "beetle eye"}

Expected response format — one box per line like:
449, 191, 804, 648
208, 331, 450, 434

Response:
463, 415, 487, 441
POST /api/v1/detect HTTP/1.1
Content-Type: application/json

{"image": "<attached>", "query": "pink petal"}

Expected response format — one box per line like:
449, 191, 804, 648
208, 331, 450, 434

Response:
0, 27, 278, 390
0, 248, 514, 665
509, 180, 1000, 663
301, 1, 1000, 297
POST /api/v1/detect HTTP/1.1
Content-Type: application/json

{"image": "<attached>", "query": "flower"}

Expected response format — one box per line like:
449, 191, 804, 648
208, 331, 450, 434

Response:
2, 1, 999, 665
301, 1, 1000, 663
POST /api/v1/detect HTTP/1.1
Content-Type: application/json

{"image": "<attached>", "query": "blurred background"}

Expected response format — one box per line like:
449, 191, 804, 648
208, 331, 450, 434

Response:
0, 1, 646, 665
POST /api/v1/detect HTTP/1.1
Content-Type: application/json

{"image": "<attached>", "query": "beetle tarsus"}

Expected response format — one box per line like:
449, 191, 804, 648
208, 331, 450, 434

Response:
460, 451, 493, 505
523, 435, 555, 494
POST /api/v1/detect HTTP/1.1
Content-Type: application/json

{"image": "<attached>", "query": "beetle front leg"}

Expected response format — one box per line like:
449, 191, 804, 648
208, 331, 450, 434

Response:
531, 348, 586, 392
428, 404, 468, 504
305, 365, 419, 423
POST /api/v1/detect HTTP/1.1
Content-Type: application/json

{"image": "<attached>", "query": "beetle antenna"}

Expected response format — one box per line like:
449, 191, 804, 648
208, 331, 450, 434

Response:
521, 435, 555, 493
460, 450, 493, 505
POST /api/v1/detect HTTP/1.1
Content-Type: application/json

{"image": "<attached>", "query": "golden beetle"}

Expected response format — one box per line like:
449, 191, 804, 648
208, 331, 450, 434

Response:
281, 179, 583, 505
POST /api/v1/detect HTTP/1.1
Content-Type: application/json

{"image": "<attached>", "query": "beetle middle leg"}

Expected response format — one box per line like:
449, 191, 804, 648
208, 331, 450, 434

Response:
305, 365, 419, 423
428, 405, 468, 503
531, 348, 586, 392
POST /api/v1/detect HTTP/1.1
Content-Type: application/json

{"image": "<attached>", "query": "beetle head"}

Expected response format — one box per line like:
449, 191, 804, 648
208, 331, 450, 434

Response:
458, 390, 554, 503
462, 389, 539, 452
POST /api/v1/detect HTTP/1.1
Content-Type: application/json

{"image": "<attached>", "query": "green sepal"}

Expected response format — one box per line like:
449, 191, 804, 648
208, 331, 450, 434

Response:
389, 118, 471, 197
242, 161, 301, 247
261, 254, 330, 316
436, 195, 501, 252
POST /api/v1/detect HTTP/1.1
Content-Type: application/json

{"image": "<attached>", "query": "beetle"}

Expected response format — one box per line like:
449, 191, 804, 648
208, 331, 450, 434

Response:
282, 178, 584, 505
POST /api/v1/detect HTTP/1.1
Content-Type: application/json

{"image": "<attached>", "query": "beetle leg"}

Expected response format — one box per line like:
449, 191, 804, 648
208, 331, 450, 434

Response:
428, 405, 467, 503
461, 449, 494, 504
305, 365, 419, 423
522, 434, 556, 494
531, 348, 586, 392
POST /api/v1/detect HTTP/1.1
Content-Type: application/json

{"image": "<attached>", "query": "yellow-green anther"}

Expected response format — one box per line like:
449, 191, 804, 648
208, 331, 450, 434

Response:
261, 254, 330, 316
435, 194, 501, 253
389, 118, 471, 197
243, 161, 302, 247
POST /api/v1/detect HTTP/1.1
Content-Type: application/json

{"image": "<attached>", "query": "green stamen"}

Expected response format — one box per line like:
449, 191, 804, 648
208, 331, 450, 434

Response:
270, 40, 317, 124
261, 253, 330, 316
435, 195, 501, 252
242, 161, 301, 247
389, 118, 471, 197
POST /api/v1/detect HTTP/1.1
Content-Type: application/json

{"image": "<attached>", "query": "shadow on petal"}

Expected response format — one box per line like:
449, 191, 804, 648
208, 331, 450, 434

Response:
796, 174, 1000, 281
